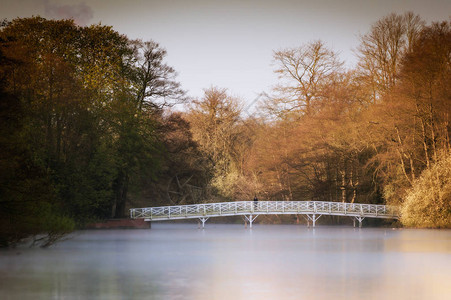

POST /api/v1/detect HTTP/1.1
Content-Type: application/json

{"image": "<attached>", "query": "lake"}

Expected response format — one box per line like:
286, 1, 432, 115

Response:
1, 223, 450, 299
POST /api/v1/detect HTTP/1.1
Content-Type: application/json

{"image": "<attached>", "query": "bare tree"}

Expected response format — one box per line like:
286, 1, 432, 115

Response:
268, 40, 343, 117
356, 12, 424, 102
130, 40, 186, 111
186, 87, 243, 198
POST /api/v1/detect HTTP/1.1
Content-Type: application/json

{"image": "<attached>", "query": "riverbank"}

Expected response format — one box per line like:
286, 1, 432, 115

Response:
85, 218, 150, 229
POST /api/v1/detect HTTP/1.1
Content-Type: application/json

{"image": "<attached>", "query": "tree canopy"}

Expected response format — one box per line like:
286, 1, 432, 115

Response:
0, 17, 190, 246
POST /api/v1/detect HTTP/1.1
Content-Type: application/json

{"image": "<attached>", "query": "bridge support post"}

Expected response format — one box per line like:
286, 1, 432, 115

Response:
198, 217, 209, 229
306, 214, 322, 227
354, 216, 365, 228
244, 215, 259, 229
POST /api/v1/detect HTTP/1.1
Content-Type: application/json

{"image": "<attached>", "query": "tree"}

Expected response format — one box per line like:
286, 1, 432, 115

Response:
0, 18, 112, 222
246, 119, 298, 201
109, 39, 186, 218
186, 87, 243, 198
399, 21, 451, 167
0, 17, 186, 240
130, 40, 186, 110
267, 40, 343, 117
1, 18, 142, 221
109, 97, 165, 218
0, 37, 74, 247
356, 12, 424, 102
362, 20, 451, 210
156, 112, 210, 205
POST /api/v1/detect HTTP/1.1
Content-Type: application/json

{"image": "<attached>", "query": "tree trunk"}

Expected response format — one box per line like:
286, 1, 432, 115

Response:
349, 157, 359, 204
340, 155, 346, 203
113, 170, 129, 218
416, 101, 431, 170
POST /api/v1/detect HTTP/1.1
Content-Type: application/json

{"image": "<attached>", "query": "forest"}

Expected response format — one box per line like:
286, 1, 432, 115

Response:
0, 13, 450, 247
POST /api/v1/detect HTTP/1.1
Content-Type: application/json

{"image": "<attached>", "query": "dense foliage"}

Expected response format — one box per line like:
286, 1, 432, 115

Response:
0, 13, 449, 246
401, 152, 451, 228
0, 17, 192, 246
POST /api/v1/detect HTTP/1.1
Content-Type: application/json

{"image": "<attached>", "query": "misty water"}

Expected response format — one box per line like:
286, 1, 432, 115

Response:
1, 223, 450, 300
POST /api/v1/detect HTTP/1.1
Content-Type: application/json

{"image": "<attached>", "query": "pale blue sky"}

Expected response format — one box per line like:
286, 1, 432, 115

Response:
2, 0, 450, 104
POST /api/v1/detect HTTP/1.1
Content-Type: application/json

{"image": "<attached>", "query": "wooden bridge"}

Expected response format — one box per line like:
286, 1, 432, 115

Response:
130, 201, 399, 228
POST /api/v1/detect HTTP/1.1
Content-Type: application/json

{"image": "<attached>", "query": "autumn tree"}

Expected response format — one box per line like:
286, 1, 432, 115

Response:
186, 87, 243, 198
356, 12, 424, 102
255, 39, 373, 204
246, 119, 298, 201
267, 40, 343, 117
399, 21, 451, 166
368, 21, 451, 212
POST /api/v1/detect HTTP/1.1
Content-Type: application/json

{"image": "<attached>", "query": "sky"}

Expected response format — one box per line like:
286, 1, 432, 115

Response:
2, 0, 451, 105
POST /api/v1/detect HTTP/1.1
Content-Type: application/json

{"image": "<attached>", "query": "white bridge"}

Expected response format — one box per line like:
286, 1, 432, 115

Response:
130, 201, 399, 228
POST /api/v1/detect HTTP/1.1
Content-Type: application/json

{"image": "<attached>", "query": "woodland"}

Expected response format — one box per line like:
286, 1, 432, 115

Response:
0, 12, 450, 246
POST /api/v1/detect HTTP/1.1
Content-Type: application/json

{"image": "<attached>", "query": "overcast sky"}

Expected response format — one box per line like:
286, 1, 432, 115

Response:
2, 0, 451, 104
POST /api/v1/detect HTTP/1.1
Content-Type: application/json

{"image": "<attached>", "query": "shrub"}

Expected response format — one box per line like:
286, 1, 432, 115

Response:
401, 152, 451, 228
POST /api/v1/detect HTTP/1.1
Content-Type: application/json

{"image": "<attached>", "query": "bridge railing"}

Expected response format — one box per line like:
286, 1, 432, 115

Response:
130, 201, 399, 220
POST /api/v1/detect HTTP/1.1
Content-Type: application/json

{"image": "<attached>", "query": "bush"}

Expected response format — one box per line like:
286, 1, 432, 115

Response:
401, 152, 451, 228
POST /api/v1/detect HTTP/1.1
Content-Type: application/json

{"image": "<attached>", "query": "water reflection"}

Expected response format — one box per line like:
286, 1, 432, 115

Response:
0, 224, 450, 299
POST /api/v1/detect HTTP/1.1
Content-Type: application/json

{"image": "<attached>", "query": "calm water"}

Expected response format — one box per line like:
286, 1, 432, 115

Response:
1, 223, 450, 300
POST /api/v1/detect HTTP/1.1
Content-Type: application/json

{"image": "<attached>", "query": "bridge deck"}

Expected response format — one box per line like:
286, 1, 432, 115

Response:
130, 201, 399, 228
